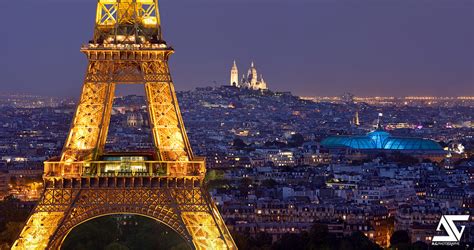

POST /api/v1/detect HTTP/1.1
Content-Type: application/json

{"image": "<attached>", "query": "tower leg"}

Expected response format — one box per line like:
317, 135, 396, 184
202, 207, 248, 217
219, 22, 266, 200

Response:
176, 188, 237, 249
141, 56, 193, 162
145, 81, 192, 162
61, 77, 115, 162
12, 188, 79, 250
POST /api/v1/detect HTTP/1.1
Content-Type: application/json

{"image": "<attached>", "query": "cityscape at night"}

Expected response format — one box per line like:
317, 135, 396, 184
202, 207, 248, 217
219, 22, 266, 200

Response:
0, 87, 473, 249
0, 0, 473, 249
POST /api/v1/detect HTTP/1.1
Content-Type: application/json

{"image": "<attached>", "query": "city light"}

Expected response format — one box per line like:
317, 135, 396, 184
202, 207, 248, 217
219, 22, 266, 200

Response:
1, 0, 472, 249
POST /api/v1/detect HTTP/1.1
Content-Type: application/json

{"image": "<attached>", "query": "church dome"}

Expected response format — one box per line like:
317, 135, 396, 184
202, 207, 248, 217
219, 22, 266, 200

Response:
321, 136, 375, 149
383, 138, 443, 151
321, 130, 443, 152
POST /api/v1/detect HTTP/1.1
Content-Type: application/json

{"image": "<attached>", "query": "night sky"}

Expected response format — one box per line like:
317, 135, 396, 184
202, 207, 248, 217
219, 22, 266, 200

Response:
1, 0, 473, 98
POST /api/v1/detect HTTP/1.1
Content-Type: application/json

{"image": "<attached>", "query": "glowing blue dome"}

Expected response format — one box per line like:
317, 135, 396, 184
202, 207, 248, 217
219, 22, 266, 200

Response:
321, 130, 443, 152
367, 130, 390, 149
321, 136, 375, 149
383, 138, 443, 151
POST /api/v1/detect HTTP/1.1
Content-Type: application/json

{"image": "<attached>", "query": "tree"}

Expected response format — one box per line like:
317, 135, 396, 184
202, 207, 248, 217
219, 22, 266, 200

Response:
264, 140, 287, 148
239, 177, 253, 196
206, 179, 229, 190
389, 152, 419, 165
105, 242, 129, 250
307, 223, 331, 249
421, 158, 433, 164
63, 215, 190, 250
272, 232, 309, 250
232, 232, 252, 250
390, 230, 411, 248
0, 222, 24, 248
233, 138, 247, 150
0, 196, 31, 231
0, 197, 32, 247
346, 232, 382, 250
288, 133, 305, 147
236, 222, 386, 250
261, 179, 278, 189
62, 216, 119, 250
251, 232, 272, 249
232, 232, 272, 250
412, 241, 429, 250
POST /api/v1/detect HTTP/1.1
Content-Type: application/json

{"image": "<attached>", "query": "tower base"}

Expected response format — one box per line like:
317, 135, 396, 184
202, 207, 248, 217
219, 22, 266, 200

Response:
13, 177, 236, 250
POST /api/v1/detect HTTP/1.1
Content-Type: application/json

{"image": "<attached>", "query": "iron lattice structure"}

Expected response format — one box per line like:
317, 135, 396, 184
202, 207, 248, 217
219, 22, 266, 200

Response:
13, 0, 236, 249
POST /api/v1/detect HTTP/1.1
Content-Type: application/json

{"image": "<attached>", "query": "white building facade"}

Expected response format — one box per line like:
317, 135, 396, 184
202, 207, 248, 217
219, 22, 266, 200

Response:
229, 61, 268, 90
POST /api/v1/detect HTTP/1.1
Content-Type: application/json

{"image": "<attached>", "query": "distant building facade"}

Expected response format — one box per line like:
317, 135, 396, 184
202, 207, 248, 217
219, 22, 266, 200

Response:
126, 112, 145, 128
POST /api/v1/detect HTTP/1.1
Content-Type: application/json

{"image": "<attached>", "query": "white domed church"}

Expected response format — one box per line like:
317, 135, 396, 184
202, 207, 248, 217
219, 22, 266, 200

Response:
230, 61, 268, 90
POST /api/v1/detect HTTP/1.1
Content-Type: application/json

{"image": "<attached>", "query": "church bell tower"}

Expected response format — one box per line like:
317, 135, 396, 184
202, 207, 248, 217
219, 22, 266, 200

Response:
230, 60, 239, 87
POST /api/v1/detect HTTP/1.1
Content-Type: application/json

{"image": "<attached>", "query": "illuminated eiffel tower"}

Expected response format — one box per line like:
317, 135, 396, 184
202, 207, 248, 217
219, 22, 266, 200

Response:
13, 1, 236, 249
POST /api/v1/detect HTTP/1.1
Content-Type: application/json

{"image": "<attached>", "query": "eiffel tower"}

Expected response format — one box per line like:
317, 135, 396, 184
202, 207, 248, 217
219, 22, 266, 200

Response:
13, 1, 236, 249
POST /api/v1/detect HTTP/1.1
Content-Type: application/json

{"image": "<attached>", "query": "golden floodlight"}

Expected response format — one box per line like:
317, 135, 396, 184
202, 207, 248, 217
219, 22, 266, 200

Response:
13, 0, 236, 249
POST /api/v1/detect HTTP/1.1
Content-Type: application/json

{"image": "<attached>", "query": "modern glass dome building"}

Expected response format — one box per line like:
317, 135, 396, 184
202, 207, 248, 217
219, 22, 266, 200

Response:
321, 129, 443, 152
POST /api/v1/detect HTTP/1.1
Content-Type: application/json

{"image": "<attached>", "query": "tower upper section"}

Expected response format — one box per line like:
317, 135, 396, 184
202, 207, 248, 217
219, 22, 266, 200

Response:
93, 0, 163, 45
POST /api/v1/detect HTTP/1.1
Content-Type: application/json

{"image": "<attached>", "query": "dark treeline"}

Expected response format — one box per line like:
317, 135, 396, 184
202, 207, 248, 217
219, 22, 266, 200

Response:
232, 224, 469, 250
61, 215, 189, 250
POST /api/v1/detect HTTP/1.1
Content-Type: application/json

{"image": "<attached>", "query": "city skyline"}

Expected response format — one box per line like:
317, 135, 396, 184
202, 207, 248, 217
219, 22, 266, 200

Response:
1, 0, 473, 98
1, 1, 473, 249
1, 86, 473, 248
